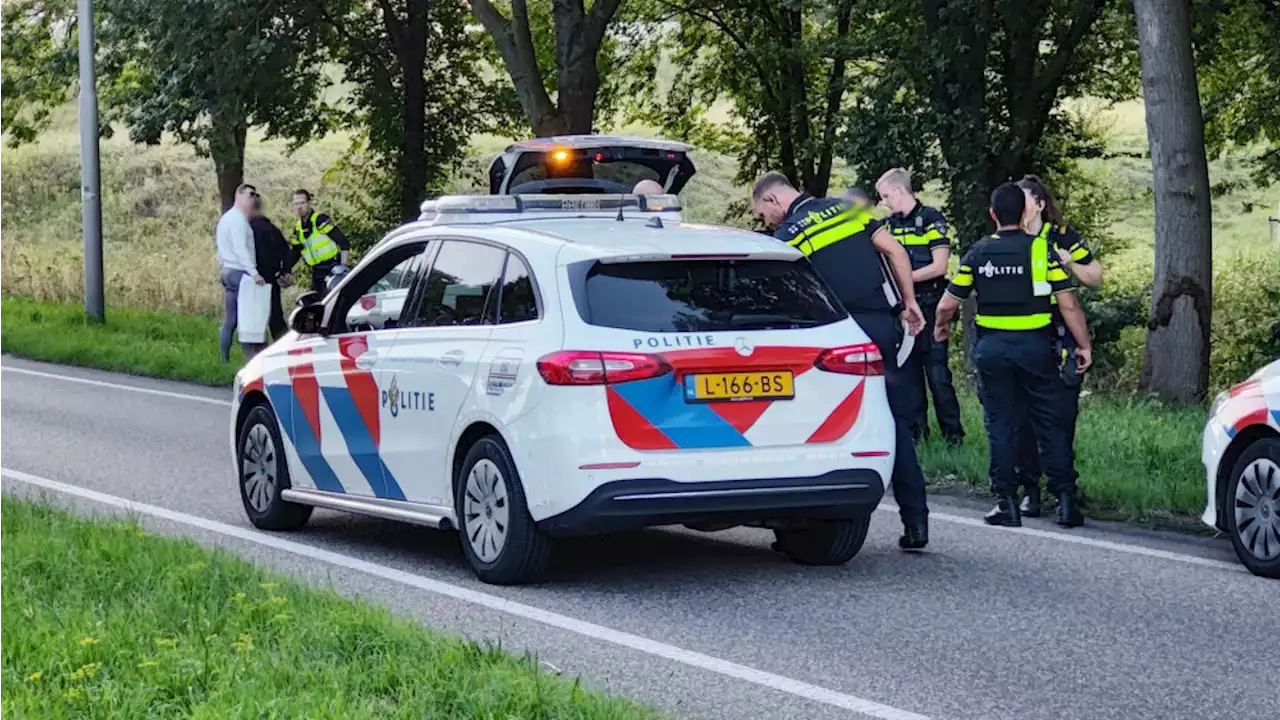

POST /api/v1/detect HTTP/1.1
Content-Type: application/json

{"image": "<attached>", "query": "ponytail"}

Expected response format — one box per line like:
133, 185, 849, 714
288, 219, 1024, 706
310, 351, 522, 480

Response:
1016, 174, 1064, 226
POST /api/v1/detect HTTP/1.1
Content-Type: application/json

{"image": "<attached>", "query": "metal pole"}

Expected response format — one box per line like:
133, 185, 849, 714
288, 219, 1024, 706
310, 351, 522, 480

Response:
78, 0, 105, 321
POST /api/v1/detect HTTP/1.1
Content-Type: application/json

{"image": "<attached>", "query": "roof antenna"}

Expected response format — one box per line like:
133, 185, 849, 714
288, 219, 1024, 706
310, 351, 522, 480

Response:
615, 199, 626, 222
646, 216, 664, 229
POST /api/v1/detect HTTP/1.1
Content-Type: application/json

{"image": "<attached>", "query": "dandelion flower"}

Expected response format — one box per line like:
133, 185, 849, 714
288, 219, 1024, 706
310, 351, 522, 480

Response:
64, 688, 84, 700
71, 663, 101, 680
78, 637, 100, 646
27, 672, 42, 682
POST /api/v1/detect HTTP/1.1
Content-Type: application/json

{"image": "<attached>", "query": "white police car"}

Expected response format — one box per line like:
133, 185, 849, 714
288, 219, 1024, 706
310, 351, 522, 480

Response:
1202, 359, 1280, 578
231, 194, 895, 584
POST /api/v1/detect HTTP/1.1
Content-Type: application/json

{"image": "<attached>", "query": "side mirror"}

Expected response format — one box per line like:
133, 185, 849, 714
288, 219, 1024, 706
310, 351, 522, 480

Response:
295, 291, 321, 308
289, 303, 327, 336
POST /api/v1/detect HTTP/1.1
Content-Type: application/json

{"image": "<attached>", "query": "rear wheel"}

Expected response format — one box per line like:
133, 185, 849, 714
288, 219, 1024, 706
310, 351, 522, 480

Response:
773, 515, 871, 566
237, 404, 312, 530
1226, 438, 1280, 579
454, 435, 553, 585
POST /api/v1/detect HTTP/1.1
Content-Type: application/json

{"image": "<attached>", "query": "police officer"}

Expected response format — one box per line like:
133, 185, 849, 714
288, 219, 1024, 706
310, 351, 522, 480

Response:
934, 183, 1091, 527
842, 186, 872, 210
751, 172, 931, 550
877, 168, 964, 445
291, 189, 351, 291
1012, 175, 1105, 516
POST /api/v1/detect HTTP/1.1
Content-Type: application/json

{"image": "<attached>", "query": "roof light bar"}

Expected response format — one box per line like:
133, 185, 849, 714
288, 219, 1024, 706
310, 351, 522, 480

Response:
416, 193, 682, 221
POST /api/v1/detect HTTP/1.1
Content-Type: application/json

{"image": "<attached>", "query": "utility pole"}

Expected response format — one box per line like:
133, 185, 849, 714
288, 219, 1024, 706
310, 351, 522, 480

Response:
78, 0, 105, 321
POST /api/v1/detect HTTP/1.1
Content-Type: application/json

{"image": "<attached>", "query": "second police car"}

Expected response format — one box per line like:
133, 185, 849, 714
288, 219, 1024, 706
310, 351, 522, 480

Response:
230, 192, 898, 584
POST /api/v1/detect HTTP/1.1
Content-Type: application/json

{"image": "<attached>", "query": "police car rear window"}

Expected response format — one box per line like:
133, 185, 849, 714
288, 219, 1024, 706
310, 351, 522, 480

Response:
579, 259, 846, 332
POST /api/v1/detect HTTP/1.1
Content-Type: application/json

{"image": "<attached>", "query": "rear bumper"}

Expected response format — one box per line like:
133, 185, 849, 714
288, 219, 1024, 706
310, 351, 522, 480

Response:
535, 469, 884, 537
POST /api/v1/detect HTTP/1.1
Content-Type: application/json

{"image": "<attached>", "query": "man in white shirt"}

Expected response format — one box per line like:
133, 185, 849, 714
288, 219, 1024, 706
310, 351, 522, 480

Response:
217, 184, 266, 363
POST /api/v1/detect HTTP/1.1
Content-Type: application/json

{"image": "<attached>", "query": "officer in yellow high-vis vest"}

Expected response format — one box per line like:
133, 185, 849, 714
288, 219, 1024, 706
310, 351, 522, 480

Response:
934, 183, 1092, 528
291, 189, 351, 291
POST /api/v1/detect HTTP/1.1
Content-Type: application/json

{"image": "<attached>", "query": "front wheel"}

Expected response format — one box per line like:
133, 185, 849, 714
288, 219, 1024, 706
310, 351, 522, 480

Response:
1226, 438, 1280, 579
454, 435, 553, 585
237, 404, 312, 531
773, 516, 871, 566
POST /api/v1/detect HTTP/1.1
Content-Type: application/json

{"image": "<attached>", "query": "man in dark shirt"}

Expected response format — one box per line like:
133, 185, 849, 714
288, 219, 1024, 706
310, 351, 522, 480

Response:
751, 171, 931, 550
250, 197, 294, 341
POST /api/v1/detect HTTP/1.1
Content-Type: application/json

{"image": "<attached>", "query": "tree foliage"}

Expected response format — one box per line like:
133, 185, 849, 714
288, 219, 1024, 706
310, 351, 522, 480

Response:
1, 0, 79, 146
106, 0, 336, 208
319, 0, 495, 225
651, 0, 868, 201
469, 0, 655, 136
1194, 0, 1280, 181
839, 0, 1139, 243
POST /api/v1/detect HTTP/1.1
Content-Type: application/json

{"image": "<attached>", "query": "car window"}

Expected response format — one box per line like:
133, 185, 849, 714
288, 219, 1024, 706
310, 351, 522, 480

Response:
497, 254, 538, 324
334, 244, 426, 334
578, 259, 846, 332
413, 241, 506, 327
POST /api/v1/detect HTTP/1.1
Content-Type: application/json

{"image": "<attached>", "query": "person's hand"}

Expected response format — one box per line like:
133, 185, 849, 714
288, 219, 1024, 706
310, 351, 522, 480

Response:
1057, 247, 1073, 267
279, 272, 293, 288
902, 300, 925, 336
1076, 347, 1092, 374
934, 322, 950, 343
253, 273, 265, 286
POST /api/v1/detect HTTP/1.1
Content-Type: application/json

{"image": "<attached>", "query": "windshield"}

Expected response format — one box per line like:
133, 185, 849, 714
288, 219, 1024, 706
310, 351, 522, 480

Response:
578, 259, 847, 332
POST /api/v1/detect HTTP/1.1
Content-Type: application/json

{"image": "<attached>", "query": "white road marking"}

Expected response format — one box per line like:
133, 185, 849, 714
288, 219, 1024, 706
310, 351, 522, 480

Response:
876, 502, 1245, 573
1, 467, 927, 720
2, 363, 1247, 574
1, 366, 232, 406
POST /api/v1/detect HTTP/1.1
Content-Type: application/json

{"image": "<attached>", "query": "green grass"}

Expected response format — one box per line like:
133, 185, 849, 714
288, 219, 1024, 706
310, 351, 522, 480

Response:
1, 295, 238, 386
915, 386, 1207, 526
0, 497, 655, 719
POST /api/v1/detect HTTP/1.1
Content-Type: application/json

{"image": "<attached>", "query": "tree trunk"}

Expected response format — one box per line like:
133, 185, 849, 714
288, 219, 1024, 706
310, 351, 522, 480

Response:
398, 7, 428, 220
554, 53, 600, 135
211, 123, 247, 211
1133, 0, 1213, 402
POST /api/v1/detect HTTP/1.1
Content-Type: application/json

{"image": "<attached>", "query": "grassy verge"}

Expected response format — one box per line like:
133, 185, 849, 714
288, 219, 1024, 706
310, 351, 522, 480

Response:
2, 296, 1208, 525
1, 295, 238, 385
915, 386, 1207, 526
0, 497, 654, 718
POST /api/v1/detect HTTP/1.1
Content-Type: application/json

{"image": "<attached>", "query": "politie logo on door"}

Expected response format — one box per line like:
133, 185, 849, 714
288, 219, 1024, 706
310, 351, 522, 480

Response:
381, 375, 434, 418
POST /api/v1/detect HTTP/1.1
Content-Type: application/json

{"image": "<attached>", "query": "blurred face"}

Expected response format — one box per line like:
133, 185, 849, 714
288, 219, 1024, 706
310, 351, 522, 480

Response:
292, 193, 312, 219
877, 182, 913, 215
752, 192, 788, 228
234, 186, 258, 212
843, 191, 871, 210
1020, 188, 1045, 227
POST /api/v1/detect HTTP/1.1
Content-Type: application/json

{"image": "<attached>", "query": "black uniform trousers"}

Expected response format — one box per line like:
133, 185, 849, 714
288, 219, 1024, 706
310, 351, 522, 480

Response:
972, 329, 1076, 498
310, 261, 339, 293
268, 283, 288, 341
1014, 320, 1079, 487
852, 310, 930, 526
910, 295, 964, 441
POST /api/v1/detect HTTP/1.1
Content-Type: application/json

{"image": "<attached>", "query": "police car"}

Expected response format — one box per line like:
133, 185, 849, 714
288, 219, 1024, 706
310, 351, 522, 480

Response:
1202, 359, 1280, 579
230, 193, 895, 585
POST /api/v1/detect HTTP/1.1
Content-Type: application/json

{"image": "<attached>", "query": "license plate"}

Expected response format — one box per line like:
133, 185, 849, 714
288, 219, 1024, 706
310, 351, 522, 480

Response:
684, 371, 795, 402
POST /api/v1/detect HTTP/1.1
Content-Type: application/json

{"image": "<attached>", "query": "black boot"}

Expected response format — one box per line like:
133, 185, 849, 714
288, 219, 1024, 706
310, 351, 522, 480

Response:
899, 521, 929, 551
984, 495, 1022, 527
1019, 482, 1042, 518
1056, 491, 1084, 527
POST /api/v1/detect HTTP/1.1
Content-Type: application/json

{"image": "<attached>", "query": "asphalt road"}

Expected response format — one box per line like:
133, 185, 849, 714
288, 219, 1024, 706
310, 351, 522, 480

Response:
3, 356, 1277, 720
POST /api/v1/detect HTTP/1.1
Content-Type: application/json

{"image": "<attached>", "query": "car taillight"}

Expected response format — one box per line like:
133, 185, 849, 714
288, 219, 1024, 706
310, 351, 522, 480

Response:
537, 351, 672, 385
814, 343, 884, 376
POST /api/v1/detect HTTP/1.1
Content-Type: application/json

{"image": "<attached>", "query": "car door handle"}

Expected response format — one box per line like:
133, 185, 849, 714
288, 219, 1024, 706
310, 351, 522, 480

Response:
440, 349, 464, 368
354, 352, 379, 370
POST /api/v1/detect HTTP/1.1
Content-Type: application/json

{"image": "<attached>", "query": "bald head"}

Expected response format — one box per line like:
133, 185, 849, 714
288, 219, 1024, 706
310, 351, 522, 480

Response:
632, 179, 665, 196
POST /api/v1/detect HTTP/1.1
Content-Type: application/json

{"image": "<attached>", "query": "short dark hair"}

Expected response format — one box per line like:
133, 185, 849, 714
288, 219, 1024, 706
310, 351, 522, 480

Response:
751, 171, 794, 201
236, 183, 257, 196
844, 187, 871, 203
990, 182, 1025, 226
293, 188, 313, 201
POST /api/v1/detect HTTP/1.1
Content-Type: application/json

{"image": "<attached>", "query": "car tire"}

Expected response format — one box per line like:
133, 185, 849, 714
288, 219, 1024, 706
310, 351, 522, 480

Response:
773, 515, 871, 566
454, 435, 553, 585
237, 403, 312, 531
1225, 437, 1280, 579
